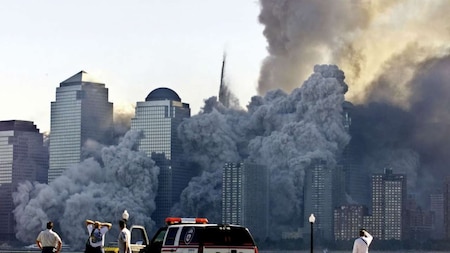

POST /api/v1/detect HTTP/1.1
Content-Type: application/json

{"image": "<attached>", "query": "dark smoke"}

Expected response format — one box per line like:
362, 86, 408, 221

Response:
14, 0, 450, 244
175, 64, 350, 236
257, 0, 450, 105
13, 130, 159, 250
257, 0, 450, 204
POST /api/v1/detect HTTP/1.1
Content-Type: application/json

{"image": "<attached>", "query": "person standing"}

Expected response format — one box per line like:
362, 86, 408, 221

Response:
118, 220, 131, 253
352, 229, 373, 253
85, 219, 112, 253
36, 221, 63, 253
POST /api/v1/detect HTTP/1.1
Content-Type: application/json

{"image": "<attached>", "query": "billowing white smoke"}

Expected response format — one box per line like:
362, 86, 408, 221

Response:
176, 64, 350, 236
12, 130, 159, 250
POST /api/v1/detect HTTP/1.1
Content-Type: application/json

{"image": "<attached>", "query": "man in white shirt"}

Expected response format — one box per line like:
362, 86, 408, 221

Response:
352, 229, 373, 253
85, 219, 112, 253
118, 220, 131, 253
36, 221, 62, 253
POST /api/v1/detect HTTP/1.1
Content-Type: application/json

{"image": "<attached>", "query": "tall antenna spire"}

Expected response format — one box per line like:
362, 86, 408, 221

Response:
219, 51, 229, 108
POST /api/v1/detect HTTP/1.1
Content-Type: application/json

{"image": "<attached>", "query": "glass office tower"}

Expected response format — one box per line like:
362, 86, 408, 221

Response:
49, 71, 113, 182
0, 120, 48, 240
131, 87, 191, 226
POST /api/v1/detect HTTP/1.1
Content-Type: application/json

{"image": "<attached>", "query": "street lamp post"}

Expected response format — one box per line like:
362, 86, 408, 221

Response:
309, 214, 316, 253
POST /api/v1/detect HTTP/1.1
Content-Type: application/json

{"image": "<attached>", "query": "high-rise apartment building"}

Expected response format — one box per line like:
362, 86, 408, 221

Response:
371, 168, 406, 240
130, 87, 191, 226
0, 120, 48, 240
304, 160, 333, 241
222, 162, 269, 240
49, 71, 113, 182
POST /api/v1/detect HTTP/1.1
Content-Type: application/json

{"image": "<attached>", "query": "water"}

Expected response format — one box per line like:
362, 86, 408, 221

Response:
0, 251, 446, 253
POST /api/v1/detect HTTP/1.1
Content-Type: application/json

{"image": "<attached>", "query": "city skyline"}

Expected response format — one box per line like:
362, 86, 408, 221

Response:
4, 1, 450, 135
0, 0, 266, 133
4, 1, 450, 249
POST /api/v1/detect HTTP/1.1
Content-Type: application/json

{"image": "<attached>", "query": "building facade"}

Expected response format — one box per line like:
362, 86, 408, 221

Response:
371, 168, 407, 240
304, 160, 334, 241
49, 71, 113, 182
222, 162, 269, 240
130, 87, 191, 226
334, 205, 368, 240
430, 192, 444, 239
0, 120, 48, 240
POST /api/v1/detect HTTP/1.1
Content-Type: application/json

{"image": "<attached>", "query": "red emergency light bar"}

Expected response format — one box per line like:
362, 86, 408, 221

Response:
165, 217, 209, 225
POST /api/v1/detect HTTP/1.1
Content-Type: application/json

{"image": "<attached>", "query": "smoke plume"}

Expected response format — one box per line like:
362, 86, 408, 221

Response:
176, 64, 350, 236
257, 0, 450, 204
12, 130, 159, 250
257, 0, 450, 106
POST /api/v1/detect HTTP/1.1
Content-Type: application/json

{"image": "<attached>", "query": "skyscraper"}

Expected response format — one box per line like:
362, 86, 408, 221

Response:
49, 71, 113, 182
304, 160, 334, 241
0, 120, 48, 240
371, 168, 406, 240
130, 87, 191, 226
222, 162, 269, 240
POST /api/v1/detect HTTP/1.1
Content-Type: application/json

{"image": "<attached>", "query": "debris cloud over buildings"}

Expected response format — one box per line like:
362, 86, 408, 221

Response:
12, 0, 450, 245
12, 130, 159, 249
176, 64, 350, 235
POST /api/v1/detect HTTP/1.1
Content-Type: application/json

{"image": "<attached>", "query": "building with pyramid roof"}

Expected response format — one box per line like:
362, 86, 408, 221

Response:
48, 71, 113, 182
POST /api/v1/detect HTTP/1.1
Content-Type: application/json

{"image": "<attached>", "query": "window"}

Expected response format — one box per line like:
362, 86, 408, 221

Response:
164, 227, 178, 246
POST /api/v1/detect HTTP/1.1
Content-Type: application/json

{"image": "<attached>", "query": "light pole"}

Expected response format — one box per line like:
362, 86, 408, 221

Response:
309, 214, 315, 253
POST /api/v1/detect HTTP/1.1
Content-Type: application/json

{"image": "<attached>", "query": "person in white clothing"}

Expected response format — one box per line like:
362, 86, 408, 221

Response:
352, 229, 373, 253
118, 220, 131, 253
85, 219, 112, 253
36, 221, 62, 253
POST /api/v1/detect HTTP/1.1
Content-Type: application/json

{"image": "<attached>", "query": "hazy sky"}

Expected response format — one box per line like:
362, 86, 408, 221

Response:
0, 0, 266, 133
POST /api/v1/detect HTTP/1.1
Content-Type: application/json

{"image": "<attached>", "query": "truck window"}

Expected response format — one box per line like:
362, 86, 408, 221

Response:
164, 227, 179, 246
131, 228, 146, 245
179, 227, 200, 245
151, 227, 167, 244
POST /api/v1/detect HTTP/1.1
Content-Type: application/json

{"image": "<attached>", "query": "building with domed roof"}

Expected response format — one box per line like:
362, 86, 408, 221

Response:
131, 87, 191, 226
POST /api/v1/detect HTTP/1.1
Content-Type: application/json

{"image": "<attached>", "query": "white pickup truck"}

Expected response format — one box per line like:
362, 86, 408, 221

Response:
104, 225, 150, 253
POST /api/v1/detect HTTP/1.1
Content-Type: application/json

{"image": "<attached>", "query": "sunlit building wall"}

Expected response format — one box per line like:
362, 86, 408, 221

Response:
49, 71, 113, 182
371, 168, 406, 240
0, 120, 48, 240
131, 87, 191, 226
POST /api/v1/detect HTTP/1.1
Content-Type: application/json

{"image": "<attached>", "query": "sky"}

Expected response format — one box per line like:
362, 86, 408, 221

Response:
0, 0, 266, 133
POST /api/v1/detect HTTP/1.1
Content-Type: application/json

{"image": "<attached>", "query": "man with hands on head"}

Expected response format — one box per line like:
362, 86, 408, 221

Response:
85, 219, 112, 253
352, 229, 373, 253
